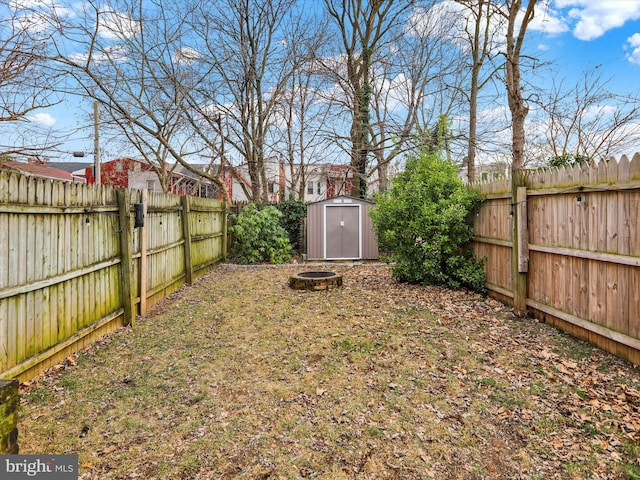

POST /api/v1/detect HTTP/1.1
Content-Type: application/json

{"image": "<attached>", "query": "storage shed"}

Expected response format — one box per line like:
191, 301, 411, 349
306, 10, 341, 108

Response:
306, 195, 378, 260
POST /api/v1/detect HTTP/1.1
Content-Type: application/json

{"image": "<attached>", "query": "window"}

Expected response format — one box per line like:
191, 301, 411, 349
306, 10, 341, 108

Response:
146, 180, 156, 191
307, 182, 314, 195
268, 182, 276, 194
317, 182, 321, 195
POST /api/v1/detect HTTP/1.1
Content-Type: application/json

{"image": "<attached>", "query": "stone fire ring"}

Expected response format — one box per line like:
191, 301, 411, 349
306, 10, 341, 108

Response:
289, 271, 343, 291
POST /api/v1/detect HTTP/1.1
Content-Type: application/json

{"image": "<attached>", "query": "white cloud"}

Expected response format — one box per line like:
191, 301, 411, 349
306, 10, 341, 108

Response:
528, 4, 569, 36
172, 47, 201, 65
554, 0, 640, 41
9, 0, 53, 9
11, 2, 128, 39
406, 1, 462, 39
69, 45, 129, 65
581, 104, 617, 121
95, 7, 140, 40
625, 33, 640, 64
28, 113, 56, 127
407, 1, 507, 54
479, 105, 510, 123
372, 73, 413, 112
407, 1, 569, 54
9, 0, 76, 36
603, 121, 640, 156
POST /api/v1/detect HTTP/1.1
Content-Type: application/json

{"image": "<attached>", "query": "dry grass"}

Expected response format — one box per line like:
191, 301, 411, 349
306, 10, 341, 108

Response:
19, 265, 640, 479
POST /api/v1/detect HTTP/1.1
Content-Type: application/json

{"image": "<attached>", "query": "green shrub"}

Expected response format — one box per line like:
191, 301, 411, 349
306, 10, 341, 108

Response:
229, 204, 292, 264
547, 153, 591, 168
273, 200, 307, 252
370, 150, 486, 292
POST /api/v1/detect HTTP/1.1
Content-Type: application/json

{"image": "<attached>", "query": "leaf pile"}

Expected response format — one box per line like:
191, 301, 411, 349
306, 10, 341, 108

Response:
19, 265, 640, 479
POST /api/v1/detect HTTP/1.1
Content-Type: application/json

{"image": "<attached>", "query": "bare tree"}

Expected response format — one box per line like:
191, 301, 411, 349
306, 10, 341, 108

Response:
321, 0, 416, 198
454, 0, 502, 182
183, 0, 303, 202
540, 69, 640, 161
501, 0, 537, 173
111, 109, 193, 194
366, 0, 467, 193
497, 0, 537, 317
57, 0, 302, 202
44, 0, 286, 201
0, 0, 61, 155
16, 0, 310, 202
270, 50, 338, 200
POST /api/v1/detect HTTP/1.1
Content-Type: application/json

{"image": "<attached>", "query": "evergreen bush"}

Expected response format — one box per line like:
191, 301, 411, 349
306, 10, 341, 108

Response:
273, 200, 307, 252
229, 204, 292, 264
370, 150, 486, 292
547, 153, 591, 168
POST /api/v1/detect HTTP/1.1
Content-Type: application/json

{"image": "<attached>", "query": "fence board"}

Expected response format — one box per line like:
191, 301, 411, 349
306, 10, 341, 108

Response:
0, 171, 226, 381
473, 154, 640, 364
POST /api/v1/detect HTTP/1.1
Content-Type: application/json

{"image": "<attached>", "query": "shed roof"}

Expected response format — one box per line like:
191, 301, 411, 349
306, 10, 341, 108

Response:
307, 195, 375, 206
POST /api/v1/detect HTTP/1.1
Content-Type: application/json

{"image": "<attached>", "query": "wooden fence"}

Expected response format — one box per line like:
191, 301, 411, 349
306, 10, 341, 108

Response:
471, 153, 640, 364
0, 171, 227, 381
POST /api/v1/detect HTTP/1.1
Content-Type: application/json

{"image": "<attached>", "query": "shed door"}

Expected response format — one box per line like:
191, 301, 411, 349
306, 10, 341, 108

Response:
325, 205, 360, 259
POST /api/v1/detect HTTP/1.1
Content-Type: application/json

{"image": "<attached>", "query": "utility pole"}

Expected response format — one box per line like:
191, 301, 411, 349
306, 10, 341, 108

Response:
93, 101, 101, 185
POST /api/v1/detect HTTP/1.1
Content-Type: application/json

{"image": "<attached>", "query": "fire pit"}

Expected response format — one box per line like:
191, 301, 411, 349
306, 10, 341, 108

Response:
289, 271, 343, 291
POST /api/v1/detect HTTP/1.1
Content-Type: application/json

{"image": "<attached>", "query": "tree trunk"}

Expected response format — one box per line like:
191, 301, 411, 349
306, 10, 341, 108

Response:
504, 0, 536, 317
248, 153, 261, 202
467, 97, 477, 183
504, 0, 536, 173
506, 49, 528, 171
376, 151, 389, 194
352, 45, 372, 199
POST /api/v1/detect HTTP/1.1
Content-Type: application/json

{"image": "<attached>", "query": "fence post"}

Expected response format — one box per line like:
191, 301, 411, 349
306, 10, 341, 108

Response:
517, 186, 529, 273
117, 188, 135, 326
181, 196, 193, 284
139, 189, 148, 315
512, 173, 528, 316
221, 201, 228, 262
0, 379, 19, 454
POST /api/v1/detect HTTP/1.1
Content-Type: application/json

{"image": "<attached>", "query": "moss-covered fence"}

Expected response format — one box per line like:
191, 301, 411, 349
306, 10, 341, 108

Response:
0, 379, 18, 454
0, 172, 227, 383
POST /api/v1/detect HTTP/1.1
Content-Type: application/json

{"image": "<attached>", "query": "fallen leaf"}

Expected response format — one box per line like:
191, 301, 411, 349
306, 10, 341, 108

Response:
101, 445, 117, 455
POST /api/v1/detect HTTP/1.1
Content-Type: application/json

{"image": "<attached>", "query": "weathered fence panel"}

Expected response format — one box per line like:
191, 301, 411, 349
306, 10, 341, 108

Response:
188, 196, 226, 279
471, 153, 640, 364
141, 191, 185, 309
0, 172, 226, 381
472, 189, 513, 303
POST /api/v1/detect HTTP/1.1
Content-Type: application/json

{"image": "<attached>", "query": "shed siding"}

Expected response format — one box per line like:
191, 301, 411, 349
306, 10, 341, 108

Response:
306, 196, 378, 260
307, 202, 324, 259
362, 204, 378, 259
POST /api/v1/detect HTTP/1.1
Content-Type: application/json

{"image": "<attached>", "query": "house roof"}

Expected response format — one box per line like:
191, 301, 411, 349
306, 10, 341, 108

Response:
173, 163, 221, 180
47, 162, 92, 172
0, 159, 77, 182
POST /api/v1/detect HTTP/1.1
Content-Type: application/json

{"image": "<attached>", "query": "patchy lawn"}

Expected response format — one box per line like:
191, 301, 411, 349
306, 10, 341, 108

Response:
19, 265, 640, 479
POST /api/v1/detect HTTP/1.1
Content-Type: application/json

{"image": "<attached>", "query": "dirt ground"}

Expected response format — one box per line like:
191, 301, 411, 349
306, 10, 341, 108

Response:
18, 264, 640, 479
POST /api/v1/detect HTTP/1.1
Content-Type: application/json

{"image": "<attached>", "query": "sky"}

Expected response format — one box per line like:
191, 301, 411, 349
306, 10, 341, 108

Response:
7, 0, 640, 163
531, 0, 640, 93
498, 0, 640, 161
